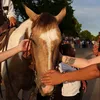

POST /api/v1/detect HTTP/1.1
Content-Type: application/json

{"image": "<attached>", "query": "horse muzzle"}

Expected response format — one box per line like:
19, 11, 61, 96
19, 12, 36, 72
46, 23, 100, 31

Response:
40, 83, 54, 96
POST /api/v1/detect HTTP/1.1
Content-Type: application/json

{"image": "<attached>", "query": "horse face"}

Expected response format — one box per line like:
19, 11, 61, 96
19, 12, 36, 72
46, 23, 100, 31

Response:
24, 5, 66, 96
30, 15, 61, 95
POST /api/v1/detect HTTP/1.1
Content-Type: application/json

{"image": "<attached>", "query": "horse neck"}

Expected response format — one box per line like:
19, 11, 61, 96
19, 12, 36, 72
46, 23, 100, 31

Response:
7, 19, 33, 49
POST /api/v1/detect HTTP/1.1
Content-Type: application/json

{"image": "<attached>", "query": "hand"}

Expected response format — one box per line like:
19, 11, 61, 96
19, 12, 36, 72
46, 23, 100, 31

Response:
9, 17, 17, 27
81, 80, 87, 93
18, 39, 30, 52
41, 70, 64, 85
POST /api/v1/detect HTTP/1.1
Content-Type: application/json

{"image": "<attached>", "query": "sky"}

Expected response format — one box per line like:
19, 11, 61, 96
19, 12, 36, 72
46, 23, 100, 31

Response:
72, 0, 100, 36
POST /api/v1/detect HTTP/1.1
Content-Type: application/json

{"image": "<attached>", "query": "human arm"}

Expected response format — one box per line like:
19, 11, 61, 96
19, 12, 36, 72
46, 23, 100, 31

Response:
61, 55, 100, 68
81, 80, 87, 93
41, 64, 100, 85
0, 39, 29, 62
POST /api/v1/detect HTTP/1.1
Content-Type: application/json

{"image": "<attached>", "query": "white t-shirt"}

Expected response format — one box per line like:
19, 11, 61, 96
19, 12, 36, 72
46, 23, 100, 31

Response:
59, 62, 81, 97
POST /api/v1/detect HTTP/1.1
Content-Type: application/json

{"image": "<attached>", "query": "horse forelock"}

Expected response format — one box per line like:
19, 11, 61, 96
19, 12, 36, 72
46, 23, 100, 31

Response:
34, 13, 57, 32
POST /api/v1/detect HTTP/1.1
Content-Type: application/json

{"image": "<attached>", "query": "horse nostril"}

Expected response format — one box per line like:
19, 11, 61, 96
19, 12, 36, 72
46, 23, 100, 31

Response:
41, 83, 46, 88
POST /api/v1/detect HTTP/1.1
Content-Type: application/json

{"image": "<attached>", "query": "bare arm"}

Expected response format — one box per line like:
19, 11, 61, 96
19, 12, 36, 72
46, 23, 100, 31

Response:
0, 46, 20, 62
41, 64, 100, 85
0, 39, 29, 62
62, 55, 100, 68
62, 64, 100, 81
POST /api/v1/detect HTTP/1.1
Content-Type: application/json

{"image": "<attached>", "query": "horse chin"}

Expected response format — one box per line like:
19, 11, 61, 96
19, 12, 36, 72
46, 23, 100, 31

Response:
39, 83, 54, 96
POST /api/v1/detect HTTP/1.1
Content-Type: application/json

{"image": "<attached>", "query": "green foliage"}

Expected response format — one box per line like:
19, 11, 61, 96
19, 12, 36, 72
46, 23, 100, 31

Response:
79, 30, 95, 40
12, 0, 67, 19
74, 17, 82, 34
94, 34, 99, 41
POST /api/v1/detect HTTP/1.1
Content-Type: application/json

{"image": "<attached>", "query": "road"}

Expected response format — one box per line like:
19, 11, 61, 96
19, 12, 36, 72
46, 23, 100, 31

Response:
75, 48, 100, 100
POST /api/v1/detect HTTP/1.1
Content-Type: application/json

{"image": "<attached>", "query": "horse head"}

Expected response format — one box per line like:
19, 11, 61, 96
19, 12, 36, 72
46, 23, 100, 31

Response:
24, 5, 66, 96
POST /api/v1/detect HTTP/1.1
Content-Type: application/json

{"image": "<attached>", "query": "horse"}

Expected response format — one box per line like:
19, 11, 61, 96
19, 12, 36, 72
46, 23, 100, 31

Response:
1, 5, 66, 100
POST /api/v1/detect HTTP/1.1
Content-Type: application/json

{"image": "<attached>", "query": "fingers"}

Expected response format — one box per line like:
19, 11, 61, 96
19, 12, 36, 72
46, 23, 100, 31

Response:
12, 22, 16, 26
41, 77, 51, 81
48, 70, 56, 73
18, 39, 30, 52
42, 70, 55, 78
41, 70, 56, 85
24, 39, 29, 41
9, 17, 17, 27
9, 21, 12, 27
41, 81, 52, 85
41, 77, 52, 85
9, 21, 16, 27
42, 73, 50, 79
20, 39, 29, 45
23, 39, 30, 43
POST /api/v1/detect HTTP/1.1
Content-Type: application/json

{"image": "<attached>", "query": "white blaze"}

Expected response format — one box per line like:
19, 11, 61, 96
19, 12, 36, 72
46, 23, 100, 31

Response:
40, 29, 59, 70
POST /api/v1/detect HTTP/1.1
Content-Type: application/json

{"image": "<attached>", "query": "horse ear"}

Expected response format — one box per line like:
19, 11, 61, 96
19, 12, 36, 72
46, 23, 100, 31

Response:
55, 7, 66, 24
23, 4, 39, 21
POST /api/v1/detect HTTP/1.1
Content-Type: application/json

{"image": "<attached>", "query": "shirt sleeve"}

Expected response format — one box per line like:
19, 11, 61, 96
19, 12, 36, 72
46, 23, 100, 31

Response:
7, 0, 16, 19
59, 62, 76, 73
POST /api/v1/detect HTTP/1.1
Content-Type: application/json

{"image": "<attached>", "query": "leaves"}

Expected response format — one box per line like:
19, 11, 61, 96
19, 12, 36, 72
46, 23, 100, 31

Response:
79, 30, 94, 40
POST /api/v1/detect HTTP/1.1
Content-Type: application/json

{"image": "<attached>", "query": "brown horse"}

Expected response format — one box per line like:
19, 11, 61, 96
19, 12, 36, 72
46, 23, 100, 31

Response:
1, 5, 66, 100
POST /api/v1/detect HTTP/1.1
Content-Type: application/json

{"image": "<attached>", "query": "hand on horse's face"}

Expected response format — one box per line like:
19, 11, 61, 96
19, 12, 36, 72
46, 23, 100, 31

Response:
41, 70, 64, 85
18, 39, 30, 52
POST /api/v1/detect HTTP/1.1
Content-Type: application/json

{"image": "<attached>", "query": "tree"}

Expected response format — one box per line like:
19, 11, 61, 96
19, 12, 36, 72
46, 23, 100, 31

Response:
79, 30, 93, 40
74, 17, 82, 34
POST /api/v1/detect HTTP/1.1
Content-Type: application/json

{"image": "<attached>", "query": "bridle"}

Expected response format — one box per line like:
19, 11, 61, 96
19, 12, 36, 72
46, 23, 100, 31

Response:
27, 33, 60, 100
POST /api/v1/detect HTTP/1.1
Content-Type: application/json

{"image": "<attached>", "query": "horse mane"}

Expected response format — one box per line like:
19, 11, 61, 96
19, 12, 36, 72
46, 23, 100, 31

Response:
34, 13, 57, 32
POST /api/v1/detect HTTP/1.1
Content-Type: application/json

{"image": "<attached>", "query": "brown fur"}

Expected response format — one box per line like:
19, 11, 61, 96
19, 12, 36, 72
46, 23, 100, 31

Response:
34, 13, 57, 32
30, 13, 61, 96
